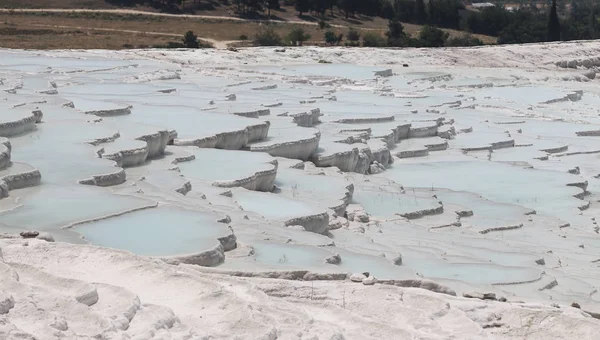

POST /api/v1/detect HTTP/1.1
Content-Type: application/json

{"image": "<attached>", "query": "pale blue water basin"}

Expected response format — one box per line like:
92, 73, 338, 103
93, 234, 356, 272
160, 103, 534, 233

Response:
10, 136, 120, 185
378, 160, 583, 219
250, 242, 408, 278
417, 260, 540, 285
115, 104, 264, 140
0, 53, 134, 73
476, 86, 571, 106
252, 242, 328, 267
275, 168, 350, 197
0, 185, 153, 233
234, 190, 321, 220
353, 189, 440, 218
75, 206, 229, 256
253, 64, 384, 81
59, 82, 178, 97
434, 190, 531, 228
177, 149, 274, 182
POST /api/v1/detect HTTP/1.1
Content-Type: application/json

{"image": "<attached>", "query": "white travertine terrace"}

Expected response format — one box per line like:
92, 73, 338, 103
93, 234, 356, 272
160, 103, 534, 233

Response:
2, 41, 600, 338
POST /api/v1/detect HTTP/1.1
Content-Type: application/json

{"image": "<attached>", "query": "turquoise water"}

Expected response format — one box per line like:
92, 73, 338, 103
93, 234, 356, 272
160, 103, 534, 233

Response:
76, 207, 228, 256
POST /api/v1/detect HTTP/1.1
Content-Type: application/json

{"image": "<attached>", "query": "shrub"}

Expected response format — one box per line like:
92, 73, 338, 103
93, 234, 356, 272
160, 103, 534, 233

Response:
445, 33, 484, 47
347, 28, 360, 42
386, 20, 409, 47
324, 30, 339, 45
254, 26, 283, 46
167, 42, 186, 48
418, 25, 449, 47
318, 20, 331, 30
152, 41, 214, 49
239, 34, 248, 40
287, 27, 311, 46
362, 32, 386, 47
182, 30, 199, 48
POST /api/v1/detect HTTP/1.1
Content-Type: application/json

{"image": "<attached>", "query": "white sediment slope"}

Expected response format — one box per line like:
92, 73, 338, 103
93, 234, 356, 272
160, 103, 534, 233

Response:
2, 41, 600, 338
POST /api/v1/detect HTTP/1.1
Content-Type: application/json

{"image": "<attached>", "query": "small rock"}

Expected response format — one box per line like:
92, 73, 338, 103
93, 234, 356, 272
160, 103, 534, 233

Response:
455, 210, 474, 217
350, 273, 367, 282
50, 316, 68, 331
535, 258, 546, 265
571, 302, 581, 309
220, 190, 233, 197
0, 293, 15, 315
579, 244, 585, 249
243, 215, 249, 220
392, 254, 403, 266
403, 64, 409, 67
217, 215, 232, 224
498, 297, 507, 302
362, 276, 377, 285
463, 292, 482, 299
329, 217, 348, 230
551, 303, 561, 308
274, 48, 286, 53
463, 292, 496, 300
482, 293, 497, 300
325, 253, 341, 265
20, 231, 39, 238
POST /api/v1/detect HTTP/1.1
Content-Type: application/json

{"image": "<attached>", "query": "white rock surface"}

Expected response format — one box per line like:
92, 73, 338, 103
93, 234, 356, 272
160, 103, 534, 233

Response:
0, 41, 600, 338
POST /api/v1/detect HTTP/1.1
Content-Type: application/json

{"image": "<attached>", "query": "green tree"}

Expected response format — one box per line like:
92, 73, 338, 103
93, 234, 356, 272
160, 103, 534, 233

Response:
347, 28, 360, 42
386, 19, 409, 47
418, 25, 448, 47
445, 33, 483, 47
324, 30, 339, 45
362, 32, 386, 47
254, 26, 282, 46
264, 0, 279, 17
381, 0, 395, 19
590, 10, 597, 40
427, 0, 436, 24
287, 27, 311, 46
296, 0, 310, 16
312, 0, 328, 16
339, 0, 357, 19
415, 0, 426, 24
548, 0, 561, 41
182, 31, 199, 48
327, 0, 337, 16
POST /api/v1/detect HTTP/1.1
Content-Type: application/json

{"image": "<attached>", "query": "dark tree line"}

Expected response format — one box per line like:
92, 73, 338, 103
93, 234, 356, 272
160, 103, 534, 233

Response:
108, 0, 600, 45
466, 0, 597, 44
393, 0, 465, 30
